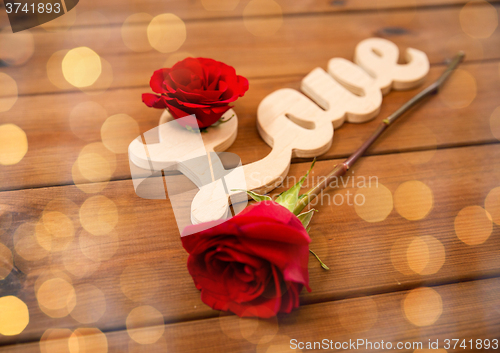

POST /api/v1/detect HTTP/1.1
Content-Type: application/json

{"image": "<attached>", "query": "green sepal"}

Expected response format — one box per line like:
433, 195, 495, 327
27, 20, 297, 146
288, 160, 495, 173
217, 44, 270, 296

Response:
275, 159, 316, 214
297, 209, 317, 229
232, 189, 272, 202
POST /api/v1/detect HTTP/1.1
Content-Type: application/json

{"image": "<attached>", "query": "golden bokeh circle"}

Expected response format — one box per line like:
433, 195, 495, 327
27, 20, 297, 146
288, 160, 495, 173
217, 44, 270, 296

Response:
439, 69, 477, 109
62, 47, 102, 88
0, 243, 13, 280
14, 222, 49, 261
70, 284, 106, 324
0, 296, 29, 336
391, 236, 446, 276
101, 114, 140, 154
40, 328, 73, 353
394, 180, 434, 221
337, 297, 378, 333
80, 58, 114, 95
80, 195, 119, 236
459, 0, 498, 38
0, 27, 34, 66
354, 183, 393, 222
79, 229, 119, 262
70, 101, 108, 141
403, 287, 442, 327
485, 187, 500, 226
454, 205, 493, 245
147, 14, 187, 53
490, 106, 500, 141
37, 278, 76, 312
243, 0, 283, 37
69, 328, 108, 353
62, 242, 101, 278
0, 124, 28, 165
0, 73, 18, 113
47, 50, 73, 90
122, 13, 153, 52
35, 218, 73, 252
120, 264, 159, 302
73, 142, 116, 193
126, 306, 165, 345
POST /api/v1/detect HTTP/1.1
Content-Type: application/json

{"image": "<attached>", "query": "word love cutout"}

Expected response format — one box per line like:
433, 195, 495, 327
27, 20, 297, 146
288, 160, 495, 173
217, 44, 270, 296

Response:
129, 38, 429, 225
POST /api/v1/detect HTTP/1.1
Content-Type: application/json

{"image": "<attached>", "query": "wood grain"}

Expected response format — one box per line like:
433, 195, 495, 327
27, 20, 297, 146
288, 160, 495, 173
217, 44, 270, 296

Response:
1, 278, 499, 352
0, 61, 498, 191
0, 143, 499, 345
1, 6, 499, 96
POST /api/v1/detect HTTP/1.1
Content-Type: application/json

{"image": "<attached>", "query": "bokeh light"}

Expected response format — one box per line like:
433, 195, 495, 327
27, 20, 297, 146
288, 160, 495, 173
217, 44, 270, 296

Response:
62, 242, 101, 278
47, 50, 73, 89
354, 183, 393, 222
0, 28, 34, 66
490, 106, 500, 141
403, 287, 442, 327
79, 229, 119, 262
40, 328, 73, 353
69, 328, 108, 353
62, 47, 102, 88
70, 284, 106, 324
73, 142, 116, 193
439, 69, 477, 109
485, 187, 500, 225
101, 114, 140, 154
121, 13, 153, 52
14, 222, 49, 261
120, 264, 159, 302
0, 74, 18, 113
391, 236, 446, 276
81, 58, 114, 95
0, 296, 29, 335
35, 216, 74, 252
243, 0, 283, 37
126, 306, 165, 344
337, 297, 378, 333
0, 243, 13, 280
147, 14, 186, 53
202, 0, 239, 11
80, 195, 119, 235
459, 0, 498, 39
69, 101, 108, 141
0, 124, 27, 165
36, 278, 76, 314
394, 180, 434, 221
454, 205, 493, 245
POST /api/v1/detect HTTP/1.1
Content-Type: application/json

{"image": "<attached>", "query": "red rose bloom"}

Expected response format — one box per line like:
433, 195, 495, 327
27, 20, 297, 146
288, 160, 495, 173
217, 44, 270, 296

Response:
181, 200, 311, 318
142, 57, 249, 128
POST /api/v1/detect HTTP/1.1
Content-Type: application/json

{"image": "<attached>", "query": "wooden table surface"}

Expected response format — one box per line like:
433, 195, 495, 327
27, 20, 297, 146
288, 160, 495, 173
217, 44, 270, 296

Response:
1, 0, 500, 352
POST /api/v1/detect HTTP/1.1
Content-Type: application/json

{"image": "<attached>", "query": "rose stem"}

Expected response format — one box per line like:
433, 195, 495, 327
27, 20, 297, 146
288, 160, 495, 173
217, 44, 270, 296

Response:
293, 51, 465, 215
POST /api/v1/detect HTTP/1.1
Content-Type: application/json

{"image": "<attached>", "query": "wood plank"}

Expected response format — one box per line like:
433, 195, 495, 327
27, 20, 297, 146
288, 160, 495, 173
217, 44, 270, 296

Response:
1, 5, 499, 96
0, 60, 498, 191
0, 143, 499, 345
1, 278, 499, 352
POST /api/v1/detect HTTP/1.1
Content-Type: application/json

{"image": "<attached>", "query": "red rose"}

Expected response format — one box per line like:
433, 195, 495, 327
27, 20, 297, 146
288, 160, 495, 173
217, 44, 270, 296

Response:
142, 57, 249, 128
181, 200, 311, 318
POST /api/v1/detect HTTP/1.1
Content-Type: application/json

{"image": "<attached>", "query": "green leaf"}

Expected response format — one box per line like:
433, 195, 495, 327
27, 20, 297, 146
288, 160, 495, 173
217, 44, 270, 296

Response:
231, 189, 272, 202
297, 209, 317, 229
275, 159, 316, 214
